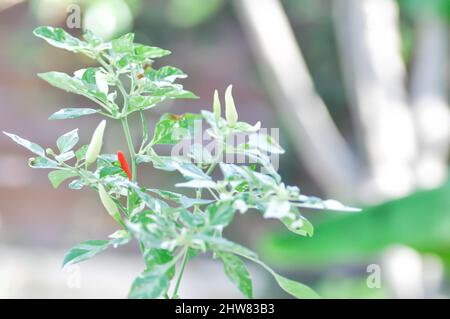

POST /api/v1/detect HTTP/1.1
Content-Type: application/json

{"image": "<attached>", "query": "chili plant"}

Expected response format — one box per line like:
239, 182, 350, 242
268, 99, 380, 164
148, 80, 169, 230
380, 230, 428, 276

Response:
4, 26, 358, 299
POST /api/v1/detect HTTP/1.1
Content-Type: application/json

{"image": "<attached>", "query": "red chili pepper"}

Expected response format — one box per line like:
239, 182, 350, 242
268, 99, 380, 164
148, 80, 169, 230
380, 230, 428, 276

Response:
117, 151, 132, 180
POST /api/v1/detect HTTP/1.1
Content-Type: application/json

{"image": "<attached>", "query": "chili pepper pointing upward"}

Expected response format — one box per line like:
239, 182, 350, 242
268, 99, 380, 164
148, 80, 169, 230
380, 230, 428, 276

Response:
85, 120, 106, 167
118, 151, 132, 180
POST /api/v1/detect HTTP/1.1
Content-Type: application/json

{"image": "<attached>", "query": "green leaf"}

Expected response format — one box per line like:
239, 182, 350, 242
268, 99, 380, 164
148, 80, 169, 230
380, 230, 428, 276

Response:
55, 151, 75, 162
151, 113, 202, 145
62, 240, 111, 268
3, 132, 45, 156
201, 235, 258, 260
248, 133, 284, 154
134, 44, 171, 59
128, 95, 165, 111
143, 248, 176, 279
48, 170, 77, 188
99, 166, 123, 178
145, 66, 187, 83
75, 145, 88, 162
38, 72, 80, 93
292, 198, 361, 212
128, 265, 170, 299
49, 108, 99, 120
233, 121, 261, 133
144, 248, 173, 269
264, 199, 291, 219
83, 29, 102, 47
179, 209, 205, 228
129, 187, 169, 214
28, 156, 59, 169
151, 155, 211, 180
56, 129, 79, 153
148, 189, 212, 208
38, 72, 108, 105
202, 110, 227, 132
207, 235, 319, 299
112, 33, 134, 54
79, 67, 97, 85
175, 179, 217, 189
34, 26, 85, 52
69, 179, 84, 190
217, 252, 253, 298
281, 215, 314, 237
273, 273, 320, 299
189, 143, 213, 164
207, 201, 235, 228
170, 162, 210, 180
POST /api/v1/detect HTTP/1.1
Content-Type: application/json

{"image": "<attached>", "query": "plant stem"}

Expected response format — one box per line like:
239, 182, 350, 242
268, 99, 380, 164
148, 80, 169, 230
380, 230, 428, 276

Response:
206, 142, 224, 176
121, 117, 137, 183
121, 117, 138, 225
172, 248, 189, 299
194, 142, 224, 210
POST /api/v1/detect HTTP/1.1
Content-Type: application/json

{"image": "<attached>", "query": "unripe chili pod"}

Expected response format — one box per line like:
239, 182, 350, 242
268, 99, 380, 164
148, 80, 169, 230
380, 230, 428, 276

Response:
117, 151, 132, 180
98, 183, 123, 225
85, 120, 106, 167
213, 89, 221, 122
225, 85, 238, 128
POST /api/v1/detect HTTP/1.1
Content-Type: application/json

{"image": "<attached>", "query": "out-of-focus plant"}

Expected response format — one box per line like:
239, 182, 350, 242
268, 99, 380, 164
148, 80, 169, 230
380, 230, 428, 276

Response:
260, 181, 450, 267
4, 26, 358, 299
398, 0, 450, 20
166, 0, 223, 28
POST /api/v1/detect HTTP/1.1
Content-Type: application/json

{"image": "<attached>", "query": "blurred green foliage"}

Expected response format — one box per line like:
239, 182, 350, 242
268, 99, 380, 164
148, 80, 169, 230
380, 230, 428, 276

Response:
316, 277, 388, 299
260, 180, 450, 268
167, 0, 223, 28
398, 0, 450, 20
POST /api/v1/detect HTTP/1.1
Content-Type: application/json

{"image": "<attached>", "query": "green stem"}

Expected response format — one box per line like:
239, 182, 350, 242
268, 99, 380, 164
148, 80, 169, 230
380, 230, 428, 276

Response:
120, 103, 150, 274
206, 142, 224, 176
121, 117, 138, 223
194, 142, 224, 210
172, 248, 189, 299
121, 117, 137, 183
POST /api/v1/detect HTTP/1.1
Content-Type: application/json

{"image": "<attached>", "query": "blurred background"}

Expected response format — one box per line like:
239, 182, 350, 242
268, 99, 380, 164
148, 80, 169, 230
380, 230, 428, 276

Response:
1, 0, 450, 298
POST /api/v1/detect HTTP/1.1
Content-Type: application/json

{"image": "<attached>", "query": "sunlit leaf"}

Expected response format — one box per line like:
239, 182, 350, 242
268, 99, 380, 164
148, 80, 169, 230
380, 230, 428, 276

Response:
3, 132, 45, 156
216, 252, 253, 298
207, 201, 235, 228
56, 129, 79, 153
28, 156, 59, 169
151, 113, 202, 145
134, 44, 171, 59
62, 240, 111, 268
128, 266, 170, 299
48, 170, 77, 188
34, 26, 86, 52
49, 108, 99, 120
273, 273, 320, 299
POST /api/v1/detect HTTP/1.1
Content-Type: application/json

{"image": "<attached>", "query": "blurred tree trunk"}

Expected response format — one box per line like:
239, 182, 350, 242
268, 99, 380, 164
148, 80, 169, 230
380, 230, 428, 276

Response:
233, 0, 361, 200
410, 12, 450, 189
333, 0, 418, 201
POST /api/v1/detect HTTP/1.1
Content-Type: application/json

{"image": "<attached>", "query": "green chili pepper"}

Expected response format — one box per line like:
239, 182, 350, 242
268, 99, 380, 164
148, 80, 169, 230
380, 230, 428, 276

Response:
98, 183, 123, 226
225, 85, 238, 128
213, 89, 221, 122
85, 120, 106, 167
